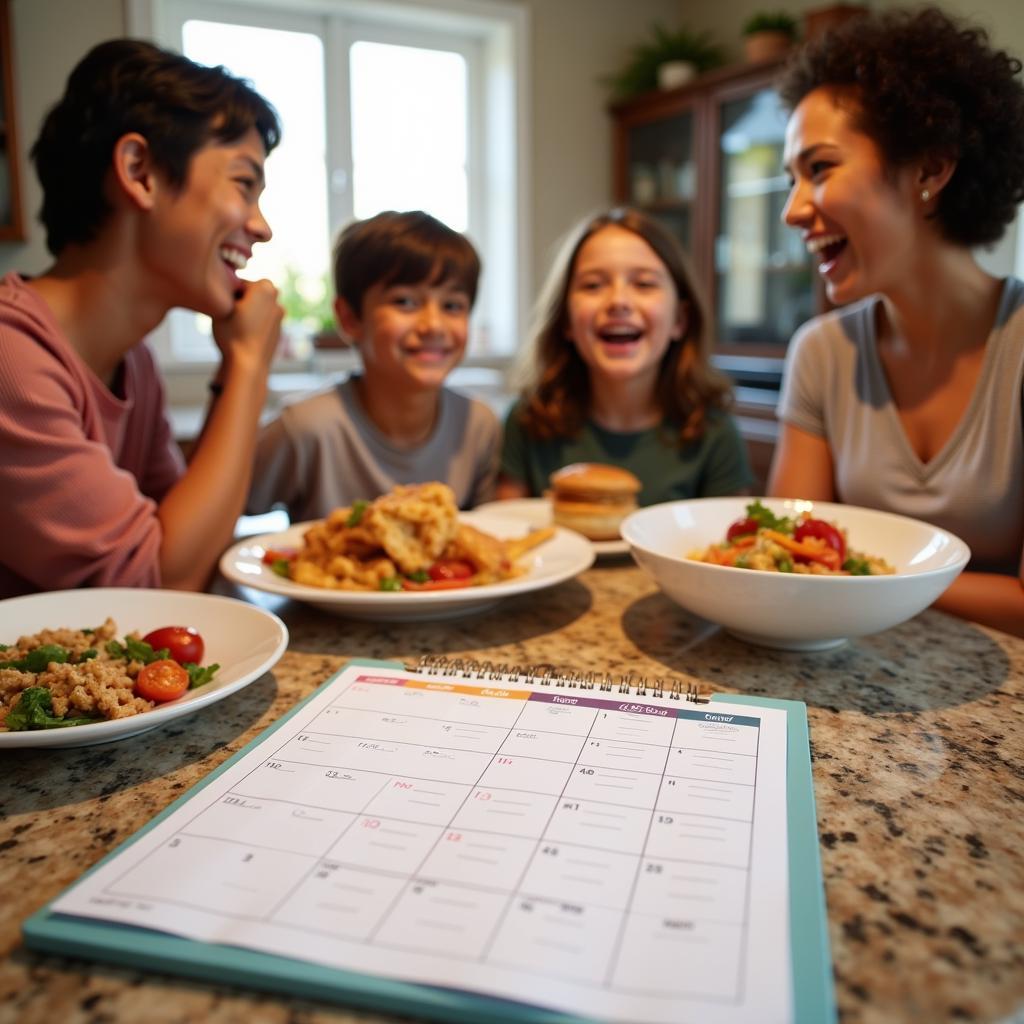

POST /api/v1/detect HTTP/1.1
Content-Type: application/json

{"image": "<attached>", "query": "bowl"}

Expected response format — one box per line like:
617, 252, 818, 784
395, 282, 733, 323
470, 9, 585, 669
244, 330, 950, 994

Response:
620, 497, 971, 651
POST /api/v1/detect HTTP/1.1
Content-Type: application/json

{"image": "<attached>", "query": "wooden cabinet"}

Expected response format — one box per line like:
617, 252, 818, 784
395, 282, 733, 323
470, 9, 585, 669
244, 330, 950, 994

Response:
0, 0, 23, 242
610, 60, 822, 488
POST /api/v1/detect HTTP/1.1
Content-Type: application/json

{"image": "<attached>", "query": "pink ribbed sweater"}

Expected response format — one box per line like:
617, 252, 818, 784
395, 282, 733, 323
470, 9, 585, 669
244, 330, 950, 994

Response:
0, 274, 184, 597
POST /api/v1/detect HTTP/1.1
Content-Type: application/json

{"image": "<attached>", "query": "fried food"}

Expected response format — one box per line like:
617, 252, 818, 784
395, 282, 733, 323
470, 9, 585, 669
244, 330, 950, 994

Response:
285, 483, 555, 592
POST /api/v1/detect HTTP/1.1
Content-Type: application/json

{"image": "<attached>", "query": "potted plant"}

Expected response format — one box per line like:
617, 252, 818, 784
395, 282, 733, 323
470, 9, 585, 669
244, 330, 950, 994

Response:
606, 23, 725, 99
742, 11, 799, 63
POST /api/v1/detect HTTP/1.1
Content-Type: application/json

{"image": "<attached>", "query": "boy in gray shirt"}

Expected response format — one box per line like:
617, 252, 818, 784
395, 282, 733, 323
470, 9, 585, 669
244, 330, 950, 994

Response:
247, 211, 499, 522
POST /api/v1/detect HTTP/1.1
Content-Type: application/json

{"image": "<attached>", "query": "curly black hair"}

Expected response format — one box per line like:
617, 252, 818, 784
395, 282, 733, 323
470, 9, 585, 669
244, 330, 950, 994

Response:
778, 6, 1024, 247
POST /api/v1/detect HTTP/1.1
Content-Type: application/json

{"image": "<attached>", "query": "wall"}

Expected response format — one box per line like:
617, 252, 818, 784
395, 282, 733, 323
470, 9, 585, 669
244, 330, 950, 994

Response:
0, 0, 682, 293
521, 0, 681, 282
2, 0, 123, 276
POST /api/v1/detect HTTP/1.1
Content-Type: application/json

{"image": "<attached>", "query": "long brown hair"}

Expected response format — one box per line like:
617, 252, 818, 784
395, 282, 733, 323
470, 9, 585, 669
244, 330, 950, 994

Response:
512, 207, 733, 444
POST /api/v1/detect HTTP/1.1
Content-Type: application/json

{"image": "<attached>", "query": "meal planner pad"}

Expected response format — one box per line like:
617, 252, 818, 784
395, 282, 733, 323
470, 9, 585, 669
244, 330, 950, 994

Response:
51, 663, 794, 1023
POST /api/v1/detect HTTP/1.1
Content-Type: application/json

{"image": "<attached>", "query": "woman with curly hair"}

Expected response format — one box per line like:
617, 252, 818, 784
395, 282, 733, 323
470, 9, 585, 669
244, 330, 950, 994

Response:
770, 6, 1024, 635
498, 208, 752, 505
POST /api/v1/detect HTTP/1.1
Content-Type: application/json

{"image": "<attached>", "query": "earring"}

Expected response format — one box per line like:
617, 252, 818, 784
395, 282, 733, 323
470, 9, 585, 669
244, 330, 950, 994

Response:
921, 189, 931, 202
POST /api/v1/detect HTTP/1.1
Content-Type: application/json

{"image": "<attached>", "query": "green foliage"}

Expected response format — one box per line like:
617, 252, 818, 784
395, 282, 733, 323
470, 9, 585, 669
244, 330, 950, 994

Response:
606, 23, 725, 99
742, 11, 799, 38
279, 265, 336, 336
745, 499, 794, 534
185, 662, 220, 689
5, 687, 100, 730
2, 644, 69, 673
105, 636, 168, 665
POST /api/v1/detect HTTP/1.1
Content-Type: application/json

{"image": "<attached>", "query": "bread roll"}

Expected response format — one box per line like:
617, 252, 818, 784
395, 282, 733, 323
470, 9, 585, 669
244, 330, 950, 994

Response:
549, 463, 641, 541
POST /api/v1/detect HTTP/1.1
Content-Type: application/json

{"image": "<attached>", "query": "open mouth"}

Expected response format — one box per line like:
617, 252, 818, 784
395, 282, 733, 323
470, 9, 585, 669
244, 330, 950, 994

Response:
597, 324, 643, 346
219, 247, 248, 272
806, 233, 848, 270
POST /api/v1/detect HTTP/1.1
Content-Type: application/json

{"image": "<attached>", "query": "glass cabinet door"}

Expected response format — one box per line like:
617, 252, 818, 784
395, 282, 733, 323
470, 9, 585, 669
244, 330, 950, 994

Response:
625, 112, 696, 255
715, 89, 812, 347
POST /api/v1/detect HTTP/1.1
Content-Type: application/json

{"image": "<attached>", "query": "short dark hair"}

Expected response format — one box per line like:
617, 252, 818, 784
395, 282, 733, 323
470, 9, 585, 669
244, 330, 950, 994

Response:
778, 6, 1024, 248
332, 210, 481, 316
31, 38, 281, 256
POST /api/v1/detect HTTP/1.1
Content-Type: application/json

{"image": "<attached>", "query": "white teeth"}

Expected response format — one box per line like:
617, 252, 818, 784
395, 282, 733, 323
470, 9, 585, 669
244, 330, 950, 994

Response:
219, 247, 247, 269
600, 325, 641, 338
806, 234, 846, 255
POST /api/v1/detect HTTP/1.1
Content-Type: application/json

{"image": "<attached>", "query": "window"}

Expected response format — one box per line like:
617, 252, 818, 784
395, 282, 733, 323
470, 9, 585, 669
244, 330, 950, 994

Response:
130, 0, 528, 365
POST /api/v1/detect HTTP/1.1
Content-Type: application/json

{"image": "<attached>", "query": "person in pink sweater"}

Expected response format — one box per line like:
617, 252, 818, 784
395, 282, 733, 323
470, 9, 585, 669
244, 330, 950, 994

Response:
0, 39, 284, 597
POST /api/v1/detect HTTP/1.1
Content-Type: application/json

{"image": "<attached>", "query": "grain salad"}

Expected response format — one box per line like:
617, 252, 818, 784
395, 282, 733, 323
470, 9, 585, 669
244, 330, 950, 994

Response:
0, 619, 218, 731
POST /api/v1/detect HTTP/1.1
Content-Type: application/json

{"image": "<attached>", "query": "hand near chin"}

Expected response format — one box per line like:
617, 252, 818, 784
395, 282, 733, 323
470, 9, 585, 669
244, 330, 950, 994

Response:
212, 277, 284, 377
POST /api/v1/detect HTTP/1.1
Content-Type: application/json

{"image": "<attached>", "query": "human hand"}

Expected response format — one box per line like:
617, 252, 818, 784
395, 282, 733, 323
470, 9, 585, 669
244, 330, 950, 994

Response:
211, 278, 284, 375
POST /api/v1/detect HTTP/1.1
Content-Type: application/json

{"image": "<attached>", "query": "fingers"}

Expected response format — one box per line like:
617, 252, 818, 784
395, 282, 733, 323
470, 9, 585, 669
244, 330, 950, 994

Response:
212, 278, 284, 362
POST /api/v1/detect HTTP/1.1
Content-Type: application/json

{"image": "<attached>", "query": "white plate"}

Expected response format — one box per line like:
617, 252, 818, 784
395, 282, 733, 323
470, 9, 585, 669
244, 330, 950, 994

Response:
0, 589, 288, 748
219, 511, 594, 621
474, 499, 631, 557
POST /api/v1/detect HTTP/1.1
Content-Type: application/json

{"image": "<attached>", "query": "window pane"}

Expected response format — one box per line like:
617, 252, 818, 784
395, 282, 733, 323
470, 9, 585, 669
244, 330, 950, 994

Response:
350, 41, 467, 231
178, 20, 329, 359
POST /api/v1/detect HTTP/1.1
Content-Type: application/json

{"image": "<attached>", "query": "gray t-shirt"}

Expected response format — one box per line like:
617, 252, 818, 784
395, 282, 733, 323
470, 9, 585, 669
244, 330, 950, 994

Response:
777, 277, 1024, 574
247, 376, 500, 522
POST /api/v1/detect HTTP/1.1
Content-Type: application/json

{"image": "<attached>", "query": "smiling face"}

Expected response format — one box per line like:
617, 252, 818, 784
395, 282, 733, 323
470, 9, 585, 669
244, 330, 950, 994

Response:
338, 274, 471, 393
142, 127, 271, 318
782, 87, 925, 306
564, 225, 684, 389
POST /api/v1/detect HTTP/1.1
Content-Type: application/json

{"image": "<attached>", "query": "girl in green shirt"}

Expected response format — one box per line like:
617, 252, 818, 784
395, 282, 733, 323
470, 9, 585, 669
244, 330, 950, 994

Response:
498, 208, 751, 506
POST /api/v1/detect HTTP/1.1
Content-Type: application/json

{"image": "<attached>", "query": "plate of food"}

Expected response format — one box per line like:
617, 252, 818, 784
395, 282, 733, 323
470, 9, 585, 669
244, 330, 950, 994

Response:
220, 482, 595, 621
0, 589, 288, 748
477, 463, 641, 557
622, 497, 970, 651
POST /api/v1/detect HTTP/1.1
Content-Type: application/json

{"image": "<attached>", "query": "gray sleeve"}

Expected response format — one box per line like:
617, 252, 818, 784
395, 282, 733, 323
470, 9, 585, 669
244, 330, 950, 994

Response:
246, 412, 302, 515
468, 401, 501, 507
776, 321, 829, 439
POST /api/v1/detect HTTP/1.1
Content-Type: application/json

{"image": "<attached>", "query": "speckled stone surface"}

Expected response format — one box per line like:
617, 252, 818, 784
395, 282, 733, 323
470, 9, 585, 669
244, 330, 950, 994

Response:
2, 563, 1022, 1024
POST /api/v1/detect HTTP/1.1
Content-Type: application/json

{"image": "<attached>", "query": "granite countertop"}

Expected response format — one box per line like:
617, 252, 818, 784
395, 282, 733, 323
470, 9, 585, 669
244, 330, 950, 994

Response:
1, 563, 1022, 1023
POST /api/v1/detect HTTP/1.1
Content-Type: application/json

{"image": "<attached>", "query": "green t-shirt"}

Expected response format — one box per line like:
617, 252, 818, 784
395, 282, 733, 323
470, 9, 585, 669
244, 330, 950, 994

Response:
500, 402, 753, 506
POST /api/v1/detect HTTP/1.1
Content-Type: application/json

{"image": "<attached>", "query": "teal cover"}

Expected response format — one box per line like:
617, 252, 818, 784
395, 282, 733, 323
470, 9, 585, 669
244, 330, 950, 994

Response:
22, 659, 836, 1024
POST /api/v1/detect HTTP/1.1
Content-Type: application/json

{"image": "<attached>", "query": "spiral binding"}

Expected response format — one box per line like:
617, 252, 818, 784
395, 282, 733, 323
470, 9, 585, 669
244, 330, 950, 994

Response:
404, 655, 709, 703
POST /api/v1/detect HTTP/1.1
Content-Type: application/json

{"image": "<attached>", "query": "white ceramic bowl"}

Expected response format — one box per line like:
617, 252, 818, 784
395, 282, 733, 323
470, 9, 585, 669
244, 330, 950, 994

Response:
621, 497, 971, 651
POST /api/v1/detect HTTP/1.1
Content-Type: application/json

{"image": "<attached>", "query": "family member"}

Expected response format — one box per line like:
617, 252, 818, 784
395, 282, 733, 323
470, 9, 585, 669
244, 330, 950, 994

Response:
498, 207, 752, 505
247, 210, 499, 520
770, 6, 1024, 636
0, 39, 283, 597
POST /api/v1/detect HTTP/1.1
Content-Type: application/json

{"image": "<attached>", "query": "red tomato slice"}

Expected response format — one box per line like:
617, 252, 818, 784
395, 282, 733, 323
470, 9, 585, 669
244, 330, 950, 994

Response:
135, 659, 190, 703
793, 518, 846, 564
261, 547, 296, 566
142, 626, 204, 665
726, 517, 759, 542
428, 559, 475, 581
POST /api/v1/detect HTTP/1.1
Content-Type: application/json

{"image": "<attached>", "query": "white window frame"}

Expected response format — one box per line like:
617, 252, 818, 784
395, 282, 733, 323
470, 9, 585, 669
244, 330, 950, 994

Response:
127, 0, 530, 368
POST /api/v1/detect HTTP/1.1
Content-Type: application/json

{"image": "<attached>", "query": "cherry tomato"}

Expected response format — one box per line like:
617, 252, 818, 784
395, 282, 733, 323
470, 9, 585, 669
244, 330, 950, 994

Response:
261, 547, 296, 566
726, 517, 759, 542
142, 626, 204, 665
793, 518, 846, 564
428, 559, 475, 582
135, 659, 190, 703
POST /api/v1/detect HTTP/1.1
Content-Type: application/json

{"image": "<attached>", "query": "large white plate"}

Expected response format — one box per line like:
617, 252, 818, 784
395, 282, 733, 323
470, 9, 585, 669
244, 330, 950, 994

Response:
0, 589, 288, 748
219, 511, 594, 621
474, 499, 631, 557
